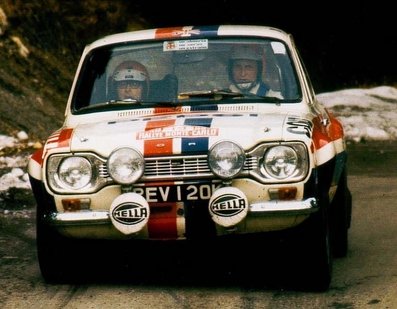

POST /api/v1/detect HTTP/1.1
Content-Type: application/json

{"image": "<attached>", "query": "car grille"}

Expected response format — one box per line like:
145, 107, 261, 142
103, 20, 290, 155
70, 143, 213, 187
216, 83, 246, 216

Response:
100, 155, 257, 181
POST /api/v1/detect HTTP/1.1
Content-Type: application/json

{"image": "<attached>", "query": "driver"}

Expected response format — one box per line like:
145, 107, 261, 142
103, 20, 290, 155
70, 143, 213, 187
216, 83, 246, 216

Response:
112, 61, 150, 100
228, 45, 282, 98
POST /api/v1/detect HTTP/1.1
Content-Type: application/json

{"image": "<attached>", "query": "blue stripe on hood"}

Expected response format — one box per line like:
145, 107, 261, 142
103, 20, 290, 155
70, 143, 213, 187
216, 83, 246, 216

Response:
181, 118, 212, 154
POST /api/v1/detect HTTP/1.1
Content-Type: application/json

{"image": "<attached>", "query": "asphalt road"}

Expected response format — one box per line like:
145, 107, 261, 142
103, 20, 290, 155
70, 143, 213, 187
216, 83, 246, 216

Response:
0, 141, 396, 308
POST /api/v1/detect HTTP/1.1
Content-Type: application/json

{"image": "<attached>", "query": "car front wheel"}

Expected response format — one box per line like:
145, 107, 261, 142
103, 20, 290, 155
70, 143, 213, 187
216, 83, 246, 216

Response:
331, 169, 352, 258
293, 194, 333, 291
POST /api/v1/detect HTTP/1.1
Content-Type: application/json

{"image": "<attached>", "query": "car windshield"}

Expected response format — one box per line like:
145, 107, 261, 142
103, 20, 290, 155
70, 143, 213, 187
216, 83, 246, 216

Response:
72, 37, 302, 113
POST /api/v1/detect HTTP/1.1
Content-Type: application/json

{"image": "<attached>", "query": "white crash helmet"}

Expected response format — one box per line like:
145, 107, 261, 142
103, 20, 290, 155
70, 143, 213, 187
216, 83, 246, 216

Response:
112, 61, 150, 99
228, 45, 263, 91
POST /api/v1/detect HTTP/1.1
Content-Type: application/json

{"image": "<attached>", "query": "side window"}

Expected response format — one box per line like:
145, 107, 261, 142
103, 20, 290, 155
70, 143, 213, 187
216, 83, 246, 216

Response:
270, 41, 301, 100
262, 44, 282, 92
73, 49, 110, 110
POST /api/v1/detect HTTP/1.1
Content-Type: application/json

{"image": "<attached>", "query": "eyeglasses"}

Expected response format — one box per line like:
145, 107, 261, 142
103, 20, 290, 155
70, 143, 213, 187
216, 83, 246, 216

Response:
117, 81, 143, 89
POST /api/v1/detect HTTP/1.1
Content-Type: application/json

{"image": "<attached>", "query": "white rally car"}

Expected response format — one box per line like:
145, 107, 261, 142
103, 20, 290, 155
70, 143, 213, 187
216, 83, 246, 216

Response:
28, 25, 352, 289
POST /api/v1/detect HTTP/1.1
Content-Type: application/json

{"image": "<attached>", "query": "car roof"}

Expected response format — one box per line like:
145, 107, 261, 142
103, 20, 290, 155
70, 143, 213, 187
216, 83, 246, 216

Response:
85, 25, 293, 51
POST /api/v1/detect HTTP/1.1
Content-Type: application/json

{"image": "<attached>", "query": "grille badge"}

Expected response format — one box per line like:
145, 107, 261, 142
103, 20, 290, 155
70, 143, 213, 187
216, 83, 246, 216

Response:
171, 159, 183, 166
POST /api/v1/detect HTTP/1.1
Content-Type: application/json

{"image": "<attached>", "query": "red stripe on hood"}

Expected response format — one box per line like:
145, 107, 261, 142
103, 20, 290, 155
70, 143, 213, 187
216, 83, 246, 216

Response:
153, 106, 182, 114
144, 119, 176, 156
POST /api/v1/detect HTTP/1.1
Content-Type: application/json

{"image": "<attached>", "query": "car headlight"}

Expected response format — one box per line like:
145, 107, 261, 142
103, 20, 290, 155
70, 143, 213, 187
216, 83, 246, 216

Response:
262, 145, 301, 179
208, 141, 245, 179
57, 156, 92, 190
47, 153, 108, 193
107, 147, 144, 184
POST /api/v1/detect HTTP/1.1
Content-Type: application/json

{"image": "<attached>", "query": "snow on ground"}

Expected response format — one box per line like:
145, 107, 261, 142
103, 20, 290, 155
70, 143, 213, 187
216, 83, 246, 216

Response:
0, 135, 33, 192
317, 86, 397, 142
0, 86, 396, 193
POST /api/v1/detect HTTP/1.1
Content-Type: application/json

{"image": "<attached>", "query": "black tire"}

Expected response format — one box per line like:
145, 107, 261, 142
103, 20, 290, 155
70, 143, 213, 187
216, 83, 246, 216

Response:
331, 169, 352, 258
36, 206, 87, 283
36, 216, 72, 283
294, 194, 333, 291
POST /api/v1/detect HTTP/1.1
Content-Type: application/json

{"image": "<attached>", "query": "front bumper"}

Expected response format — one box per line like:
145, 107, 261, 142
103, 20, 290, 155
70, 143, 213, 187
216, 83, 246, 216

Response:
47, 197, 318, 226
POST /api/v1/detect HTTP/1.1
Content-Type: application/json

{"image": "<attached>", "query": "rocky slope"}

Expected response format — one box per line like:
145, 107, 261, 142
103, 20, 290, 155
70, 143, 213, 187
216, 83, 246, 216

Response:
0, 1, 146, 142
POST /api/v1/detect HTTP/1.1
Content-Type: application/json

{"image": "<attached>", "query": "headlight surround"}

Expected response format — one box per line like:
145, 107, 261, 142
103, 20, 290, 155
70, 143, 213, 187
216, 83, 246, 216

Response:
57, 156, 92, 190
208, 141, 245, 179
107, 147, 144, 184
261, 145, 302, 180
47, 153, 107, 193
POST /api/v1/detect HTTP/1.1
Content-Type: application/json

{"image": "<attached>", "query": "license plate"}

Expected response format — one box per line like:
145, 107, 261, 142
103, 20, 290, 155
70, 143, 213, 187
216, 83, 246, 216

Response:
132, 183, 222, 203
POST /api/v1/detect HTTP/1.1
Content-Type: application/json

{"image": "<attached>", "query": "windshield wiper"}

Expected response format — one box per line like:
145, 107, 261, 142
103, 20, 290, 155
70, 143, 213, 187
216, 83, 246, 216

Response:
239, 92, 284, 103
179, 89, 245, 99
178, 89, 283, 103
77, 99, 142, 112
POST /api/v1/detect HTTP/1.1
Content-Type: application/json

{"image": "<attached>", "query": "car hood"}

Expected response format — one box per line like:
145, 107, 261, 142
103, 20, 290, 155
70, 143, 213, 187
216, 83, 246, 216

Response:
69, 112, 311, 156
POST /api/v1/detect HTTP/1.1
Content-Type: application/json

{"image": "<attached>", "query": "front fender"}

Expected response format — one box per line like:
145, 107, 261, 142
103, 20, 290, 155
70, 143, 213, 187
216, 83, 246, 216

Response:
29, 175, 57, 216
28, 148, 44, 181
